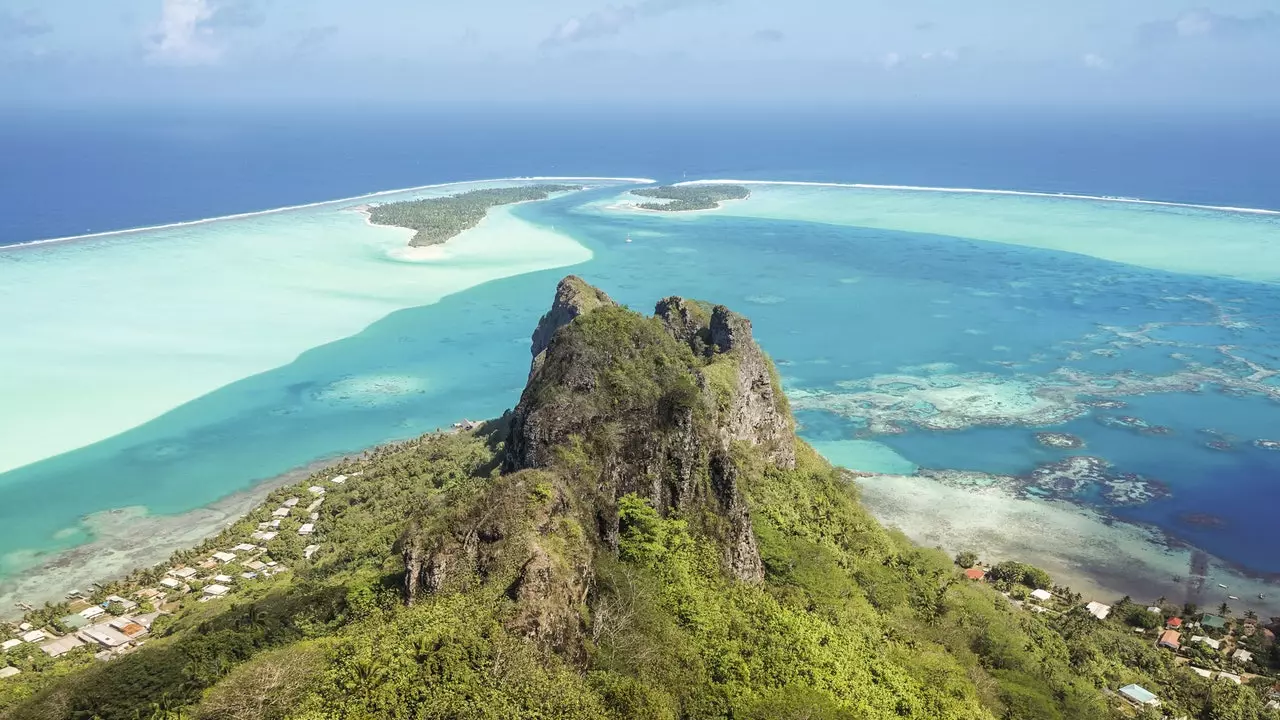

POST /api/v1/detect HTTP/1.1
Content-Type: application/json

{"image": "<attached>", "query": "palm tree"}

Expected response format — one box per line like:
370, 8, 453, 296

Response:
1219, 602, 1231, 617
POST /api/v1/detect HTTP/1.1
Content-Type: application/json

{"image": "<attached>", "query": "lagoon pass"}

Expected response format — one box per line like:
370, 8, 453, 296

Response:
3, 177, 1280, 615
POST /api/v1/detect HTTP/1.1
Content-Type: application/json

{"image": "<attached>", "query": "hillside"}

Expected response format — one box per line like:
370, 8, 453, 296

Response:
3, 277, 1277, 720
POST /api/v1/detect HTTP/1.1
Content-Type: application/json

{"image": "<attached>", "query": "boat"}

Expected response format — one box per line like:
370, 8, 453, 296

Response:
1228, 595, 1239, 600
1218, 583, 1228, 589
625, 234, 632, 244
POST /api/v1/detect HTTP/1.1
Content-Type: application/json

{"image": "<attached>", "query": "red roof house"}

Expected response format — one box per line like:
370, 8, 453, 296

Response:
964, 567, 986, 581
1167, 617, 1183, 629
1157, 630, 1181, 650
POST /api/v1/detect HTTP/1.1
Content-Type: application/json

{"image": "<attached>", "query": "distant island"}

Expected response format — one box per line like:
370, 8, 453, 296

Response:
366, 184, 582, 247
631, 183, 750, 211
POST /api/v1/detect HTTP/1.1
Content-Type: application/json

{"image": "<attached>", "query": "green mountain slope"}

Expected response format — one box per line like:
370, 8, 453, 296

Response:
4, 277, 1275, 720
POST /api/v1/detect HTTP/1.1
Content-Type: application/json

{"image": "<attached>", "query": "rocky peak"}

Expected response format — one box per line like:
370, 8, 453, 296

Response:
528, 275, 616, 377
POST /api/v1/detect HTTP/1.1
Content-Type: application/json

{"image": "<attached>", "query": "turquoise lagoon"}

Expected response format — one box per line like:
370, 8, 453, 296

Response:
3, 179, 1280, 612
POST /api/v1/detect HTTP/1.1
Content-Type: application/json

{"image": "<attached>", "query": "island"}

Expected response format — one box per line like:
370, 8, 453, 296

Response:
630, 183, 751, 211
3, 278, 1277, 720
365, 184, 582, 247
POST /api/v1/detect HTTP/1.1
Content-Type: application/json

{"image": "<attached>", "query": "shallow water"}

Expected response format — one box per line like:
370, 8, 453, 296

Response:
4, 181, 1280, 612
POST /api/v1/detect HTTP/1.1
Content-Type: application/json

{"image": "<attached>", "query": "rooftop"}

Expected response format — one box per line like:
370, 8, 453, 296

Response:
1201, 614, 1228, 629
1119, 684, 1160, 707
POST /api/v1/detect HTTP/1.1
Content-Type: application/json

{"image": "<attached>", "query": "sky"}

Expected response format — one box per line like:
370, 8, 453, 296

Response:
1, 0, 1279, 109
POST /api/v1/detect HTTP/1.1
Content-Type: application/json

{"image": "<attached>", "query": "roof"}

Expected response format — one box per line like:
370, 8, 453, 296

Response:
283, 498, 300, 507
330, 474, 348, 483
1085, 601, 1111, 619
169, 567, 197, 579
1192, 635, 1222, 650
159, 578, 181, 589
1119, 684, 1159, 706
0, 666, 20, 679
204, 584, 231, 597
1190, 667, 1213, 678
20, 630, 46, 643
272, 507, 291, 517
79, 606, 104, 619
1030, 589, 1053, 601
1, 639, 22, 651
1167, 617, 1183, 627
1218, 672, 1242, 685
1158, 630, 1181, 648
298, 523, 315, 535
963, 567, 985, 580
1232, 649, 1253, 662
79, 625, 131, 648
59, 614, 90, 630
212, 551, 237, 563
232, 543, 257, 552
1201, 614, 1228, 628
40, 634, 86, 657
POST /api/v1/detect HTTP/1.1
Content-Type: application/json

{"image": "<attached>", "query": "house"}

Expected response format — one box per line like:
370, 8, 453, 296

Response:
1158, 630, 1181, 650
272, 507, 291, 518
283, 498, 300, 508
251, 530, 278, 541
168, 567, 198, 580
1119, 684, 1160, 707
303, 544, 320, 559
108, 618, 147, 639
104, 595, 137, 612
1085, 601, 1111, 620
1030, 589, 1053, 601
40, 634, 87, 657
159, 578, 182, 590
1201, 614, 1228, 630
20, 630, 46, 644
1218, 672, 1242, 685
1146, 606, 1162, 614
203, 584, 231, 598
1189, 667, 1213, 679
245, 560, 266, 571
1232, 648, 1253, 663
212, 551, 237, 563
306, 498, 323, 513
232, 543, 257, 552
59, 614, 89, 630
78, 624, 131, 649
298, 523, 315, 536
1191, 635, 1222, 651
1, 639, 22, 652
131, 612, 163, 631
964, 567, 985, 581
213, 575, 233, 585
307, 485, 325, 495
0, 667, 20, 680
330, 474, 348, 484
78, 606, 105, 621
135, 588, 162, 601
1167, 617, 1183, 629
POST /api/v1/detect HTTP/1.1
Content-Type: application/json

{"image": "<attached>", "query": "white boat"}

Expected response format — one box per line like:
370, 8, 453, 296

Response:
625, 234, 632, 244
1218, 583, 1228, 589
1228, 595, 1239, 600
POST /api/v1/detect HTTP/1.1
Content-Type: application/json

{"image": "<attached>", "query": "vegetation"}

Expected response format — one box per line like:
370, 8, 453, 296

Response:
3, 283, 1279, 720
631, 184, 750, 211
367, 184, 582, 247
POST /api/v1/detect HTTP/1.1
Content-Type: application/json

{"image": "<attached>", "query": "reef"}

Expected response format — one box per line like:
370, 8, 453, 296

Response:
1179, 513, 1228, 529
1255, 439, 1280, 451
1035, 432, 1085, 449
919, 456, 1170, 508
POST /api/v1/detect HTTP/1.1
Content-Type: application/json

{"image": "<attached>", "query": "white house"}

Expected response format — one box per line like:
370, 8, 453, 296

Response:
211, 551, 237, 564
1030, 589, 1053, 602
104, 595, 137, 611
159, 577, 182, 590
203, 584, 231, 598
1119, 684, 1160, 707
1191, 635, 1222, 651
307, 486, 325, 495
1, 639, 22, 652
213, 575, 234, 584
303, 544, 320, 559
283, 497, 300, 508
79, 624, 131, 649
1218, 672, 1242, 685
298, 523, 315, 536
1232, 648, 1253, 663
40, 634, 86, 658
1189, 667, 1213, 678
330, 474, 348, 484
79, 606, 105, 620
0, 667, 20, 679
20, 630, 46, 644
167, 567, 198, 579
272, 507, 291, 518
232, 543, 257, 553
1085, 601, 1111, 620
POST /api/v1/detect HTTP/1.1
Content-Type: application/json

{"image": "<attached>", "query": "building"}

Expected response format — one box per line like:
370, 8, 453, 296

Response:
40, 634, 86, 658
304, 544, 320, 559
330, 474, 348, 484
1189, 667, 1213, 679
1030, 588, 1053, 601
298, 523, 315, 536
1232, 649, 1253, 663
59, 614, 90, 630
212, 551, 237, 563
108, 618, 147, 639
272, 507, 291, 518
283, 497, 300, 508
1201, 614, 1228, 630
104, 595, 137, 612
78, 624, 131, 649
232, 543, 257, 553
1158, 630, 1181, 650
1085, 601, 1111, 620
20, 630, 46, 644
1, 639, 22, 652
0, 667, 20, 680
159, 578, 182, 590
1119, 684, 1160, 708
1191, 635, 1222, 651
79, 605, 105, 621
1167, 617, 1183, 629
307, 485, 325, 495
168, 567, 198, 580
963, 567, 985, 581
203, 584, 231, 598
1218, 672, 1242, 685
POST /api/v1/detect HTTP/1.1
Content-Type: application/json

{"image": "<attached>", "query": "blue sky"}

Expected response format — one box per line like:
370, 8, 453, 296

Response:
2, 0, 1278, 107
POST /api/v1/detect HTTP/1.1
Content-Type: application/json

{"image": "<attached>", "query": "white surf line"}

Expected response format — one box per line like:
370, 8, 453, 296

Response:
673, 179, 1280, 217
2, 176, 657, 251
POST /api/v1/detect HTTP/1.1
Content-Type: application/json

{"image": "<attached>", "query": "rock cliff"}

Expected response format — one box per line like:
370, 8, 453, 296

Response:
404, 276, 796, 659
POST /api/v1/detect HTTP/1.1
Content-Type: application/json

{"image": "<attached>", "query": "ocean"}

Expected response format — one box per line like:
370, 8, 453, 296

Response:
3, 106, 1280, 613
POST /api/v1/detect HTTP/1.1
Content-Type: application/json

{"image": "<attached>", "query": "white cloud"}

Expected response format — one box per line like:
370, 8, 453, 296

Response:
542, 0, 720, 48
882, 51, 902, 69
1175, 11, 1215, 37
1082, 53, 1110, 70
147, 0, 220, 65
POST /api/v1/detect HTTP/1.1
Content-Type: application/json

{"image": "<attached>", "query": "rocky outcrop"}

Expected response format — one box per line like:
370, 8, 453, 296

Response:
528, 275, 615, 378
406, 276, 797, 658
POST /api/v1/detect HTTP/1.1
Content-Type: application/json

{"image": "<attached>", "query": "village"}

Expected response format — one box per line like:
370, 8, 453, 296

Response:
958, 559, 1280, 718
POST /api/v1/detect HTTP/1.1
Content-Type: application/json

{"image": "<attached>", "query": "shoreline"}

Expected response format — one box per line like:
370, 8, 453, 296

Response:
0, 176, 656, 252
673, 179, 1280, 217
0, 452, 351, 620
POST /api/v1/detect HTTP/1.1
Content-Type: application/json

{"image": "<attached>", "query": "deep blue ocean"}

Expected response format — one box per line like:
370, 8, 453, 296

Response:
3, 106, 1280, 245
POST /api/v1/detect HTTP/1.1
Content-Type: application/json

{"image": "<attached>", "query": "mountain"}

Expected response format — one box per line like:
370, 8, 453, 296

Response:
4, 277, 1272, 720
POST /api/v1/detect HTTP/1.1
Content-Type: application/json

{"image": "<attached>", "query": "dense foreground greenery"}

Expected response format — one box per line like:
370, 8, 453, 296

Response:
3, 285, 1278, 720
631, 184, 750, 211
367, 184, 581, 246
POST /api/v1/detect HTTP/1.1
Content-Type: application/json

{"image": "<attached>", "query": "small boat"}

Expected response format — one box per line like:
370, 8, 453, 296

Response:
1218, 583, 1228, 589
1260, 594, 1266, 600
625, 234, 632, 244
1228, 595, 1239, 600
